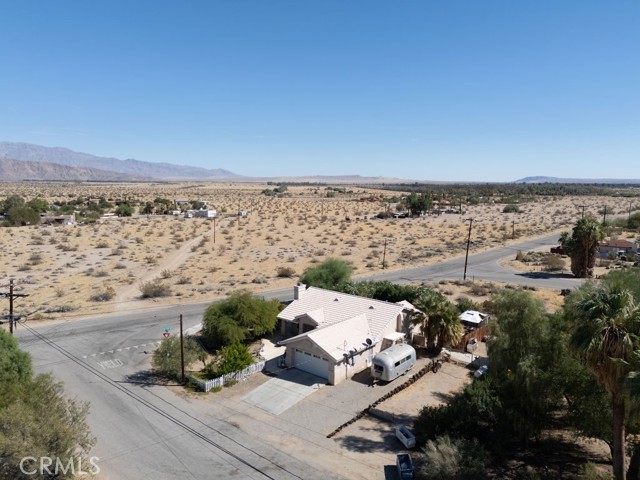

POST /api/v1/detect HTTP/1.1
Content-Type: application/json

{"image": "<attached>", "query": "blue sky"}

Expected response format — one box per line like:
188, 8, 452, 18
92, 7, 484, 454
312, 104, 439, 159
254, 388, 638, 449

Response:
1, 1, 638, 181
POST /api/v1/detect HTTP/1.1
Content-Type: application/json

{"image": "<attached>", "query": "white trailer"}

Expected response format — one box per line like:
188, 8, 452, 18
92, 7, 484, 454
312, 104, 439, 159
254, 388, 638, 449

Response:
371, 343, 416, 382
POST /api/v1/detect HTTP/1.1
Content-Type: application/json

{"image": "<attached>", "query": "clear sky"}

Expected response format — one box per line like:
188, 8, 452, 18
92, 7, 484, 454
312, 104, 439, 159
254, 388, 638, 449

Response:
1, 1, 638, 181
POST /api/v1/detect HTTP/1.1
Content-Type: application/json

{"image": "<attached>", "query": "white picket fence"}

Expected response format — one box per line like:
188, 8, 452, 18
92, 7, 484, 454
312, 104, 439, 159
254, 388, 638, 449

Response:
188, 360, 266, 392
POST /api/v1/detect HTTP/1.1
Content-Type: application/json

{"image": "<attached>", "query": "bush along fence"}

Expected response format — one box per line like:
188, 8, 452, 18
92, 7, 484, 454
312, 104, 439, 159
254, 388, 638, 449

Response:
188, 360, 266, 392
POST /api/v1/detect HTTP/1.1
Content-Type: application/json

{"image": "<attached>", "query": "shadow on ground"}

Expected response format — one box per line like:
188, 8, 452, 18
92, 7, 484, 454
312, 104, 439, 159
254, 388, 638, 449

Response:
383, 464, 400, 480
120, 370, 180, 387
350, 368, 377, 387
333, 424, 401, 454
515, 271, 575, 280
490, 433, 612, 479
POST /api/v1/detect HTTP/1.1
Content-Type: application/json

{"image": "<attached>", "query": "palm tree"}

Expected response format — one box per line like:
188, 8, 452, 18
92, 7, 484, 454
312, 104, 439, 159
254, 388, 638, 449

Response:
559, 217, 605, 278
570, 283, 640, 480
433, 305, 464, 352
413, 289, 463, 352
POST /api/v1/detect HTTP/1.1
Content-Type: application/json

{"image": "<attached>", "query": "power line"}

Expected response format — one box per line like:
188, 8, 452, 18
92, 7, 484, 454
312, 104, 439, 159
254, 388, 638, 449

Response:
19, 323, 304, 480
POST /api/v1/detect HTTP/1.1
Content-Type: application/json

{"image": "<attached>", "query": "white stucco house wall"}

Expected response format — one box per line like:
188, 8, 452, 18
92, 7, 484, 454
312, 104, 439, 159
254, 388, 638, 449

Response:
277, 284, 421, 385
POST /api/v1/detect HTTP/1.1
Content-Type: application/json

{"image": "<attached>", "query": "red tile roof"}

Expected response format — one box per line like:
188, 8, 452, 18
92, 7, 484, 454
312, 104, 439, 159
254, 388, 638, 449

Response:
600, 239, 634, 249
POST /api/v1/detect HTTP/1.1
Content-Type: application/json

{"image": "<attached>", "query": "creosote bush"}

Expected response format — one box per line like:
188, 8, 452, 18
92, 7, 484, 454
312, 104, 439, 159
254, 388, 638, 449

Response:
276, 266, 296, 278
90, 286, 115, 302
139, 280, 172, 298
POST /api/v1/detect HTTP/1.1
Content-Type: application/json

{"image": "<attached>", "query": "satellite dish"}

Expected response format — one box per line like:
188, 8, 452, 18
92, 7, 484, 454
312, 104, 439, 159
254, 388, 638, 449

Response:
365, 338, 373, 346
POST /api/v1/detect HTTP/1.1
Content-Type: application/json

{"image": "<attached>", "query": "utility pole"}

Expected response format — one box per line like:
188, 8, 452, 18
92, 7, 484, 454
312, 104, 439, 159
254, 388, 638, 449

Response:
512, 220, 515, 240
602, 205, 607, 226
463, 219, 473, 281
179, 314, 185, 384
382, 238, 387, 269
213, 216, 216, 244
1, 279, 30, 335
577, 204, 587, 219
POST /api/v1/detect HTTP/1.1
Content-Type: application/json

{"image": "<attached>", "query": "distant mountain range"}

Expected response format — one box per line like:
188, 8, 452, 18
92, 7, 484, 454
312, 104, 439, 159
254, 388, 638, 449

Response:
0, 157, 148, 182
515, 176, 640, 184
0, 142, 407, 183
0, 142, 240, 181
2, 143, 639, 184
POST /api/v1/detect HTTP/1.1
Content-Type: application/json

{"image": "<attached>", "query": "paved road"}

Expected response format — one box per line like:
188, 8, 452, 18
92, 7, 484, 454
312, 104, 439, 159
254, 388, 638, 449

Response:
15, 231, 582, 479
18, 308, 328, 480
360, 231, 584, 290
264, 231, 584, 301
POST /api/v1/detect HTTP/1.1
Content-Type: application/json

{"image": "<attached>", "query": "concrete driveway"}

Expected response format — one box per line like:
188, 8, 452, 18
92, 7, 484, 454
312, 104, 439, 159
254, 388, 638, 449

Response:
242, 367, 326, 415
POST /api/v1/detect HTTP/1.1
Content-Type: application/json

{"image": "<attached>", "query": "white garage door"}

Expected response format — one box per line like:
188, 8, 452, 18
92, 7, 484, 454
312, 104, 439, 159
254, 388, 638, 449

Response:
294, 348, 329, 380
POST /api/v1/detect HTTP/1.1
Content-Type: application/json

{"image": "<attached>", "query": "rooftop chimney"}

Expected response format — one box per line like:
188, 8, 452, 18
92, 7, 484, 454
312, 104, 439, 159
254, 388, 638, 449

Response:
293, 282, 306, 300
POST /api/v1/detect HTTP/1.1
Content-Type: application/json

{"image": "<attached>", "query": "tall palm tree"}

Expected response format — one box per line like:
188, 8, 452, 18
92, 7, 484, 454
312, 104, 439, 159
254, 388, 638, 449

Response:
434, 308, 464, 352
559, 217, 605, 278
570, 283, 640, 480
413, 289, 463, 352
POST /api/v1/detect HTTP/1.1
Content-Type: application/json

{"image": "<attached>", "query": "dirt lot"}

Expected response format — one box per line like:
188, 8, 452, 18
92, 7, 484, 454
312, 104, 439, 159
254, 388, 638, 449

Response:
331, 361, 473, 478
2, 182, 636, 322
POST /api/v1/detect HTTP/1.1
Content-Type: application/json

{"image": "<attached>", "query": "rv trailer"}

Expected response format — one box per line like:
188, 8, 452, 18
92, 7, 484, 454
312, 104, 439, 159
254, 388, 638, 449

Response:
371, 343, 416, 382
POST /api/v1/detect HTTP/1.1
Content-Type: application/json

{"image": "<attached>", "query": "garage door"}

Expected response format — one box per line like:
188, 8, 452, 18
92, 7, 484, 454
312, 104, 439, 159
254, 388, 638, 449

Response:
294, 348, 329, 380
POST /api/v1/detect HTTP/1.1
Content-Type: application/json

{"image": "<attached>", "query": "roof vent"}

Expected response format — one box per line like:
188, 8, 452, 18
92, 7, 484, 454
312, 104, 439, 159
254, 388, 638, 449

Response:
334, 298, 339, 301
369, 305, 375, 309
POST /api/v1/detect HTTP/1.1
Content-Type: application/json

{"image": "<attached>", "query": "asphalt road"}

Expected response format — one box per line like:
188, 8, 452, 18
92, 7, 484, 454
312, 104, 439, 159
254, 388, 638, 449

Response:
15, 231, 583, 479
359, 231, 584, 290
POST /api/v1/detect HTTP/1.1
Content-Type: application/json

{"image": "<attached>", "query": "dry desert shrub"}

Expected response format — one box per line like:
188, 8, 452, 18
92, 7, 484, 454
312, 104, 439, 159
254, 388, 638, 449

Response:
145, 255, 158, 265
28, 253, 43, 265
90, 286, 116, 302
160, 269, 173, 279
276, 266, 296, 278
139, 280, 172, 298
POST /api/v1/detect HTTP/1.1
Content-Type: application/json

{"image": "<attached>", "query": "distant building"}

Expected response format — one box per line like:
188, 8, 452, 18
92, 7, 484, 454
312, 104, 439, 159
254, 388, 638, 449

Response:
40, 213, 76, 226
194, 210, 217, 218
599, 239, 637, 258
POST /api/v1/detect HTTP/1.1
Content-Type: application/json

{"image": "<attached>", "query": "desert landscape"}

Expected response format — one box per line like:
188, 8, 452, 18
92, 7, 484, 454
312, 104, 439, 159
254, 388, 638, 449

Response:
1, 182, 639, 321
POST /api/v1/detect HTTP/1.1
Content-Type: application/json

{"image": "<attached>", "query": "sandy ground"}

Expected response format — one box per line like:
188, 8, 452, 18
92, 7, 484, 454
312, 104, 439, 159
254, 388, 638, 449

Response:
1, 182, 638, 321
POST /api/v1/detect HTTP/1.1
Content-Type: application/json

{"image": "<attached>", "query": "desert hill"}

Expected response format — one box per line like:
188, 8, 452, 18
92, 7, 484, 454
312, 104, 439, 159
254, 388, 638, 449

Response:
0, 142, 240, 181
0, 157, 147, 182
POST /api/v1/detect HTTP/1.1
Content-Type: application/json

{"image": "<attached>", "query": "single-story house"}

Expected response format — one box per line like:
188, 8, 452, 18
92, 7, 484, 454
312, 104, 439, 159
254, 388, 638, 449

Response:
277, 284, 421, 385
599, 239, 637, 259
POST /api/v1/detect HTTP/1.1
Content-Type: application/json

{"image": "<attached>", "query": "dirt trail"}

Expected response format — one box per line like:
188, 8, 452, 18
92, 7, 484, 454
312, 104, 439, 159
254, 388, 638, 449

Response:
114, 233, 209, 310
